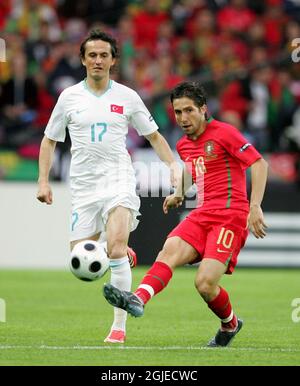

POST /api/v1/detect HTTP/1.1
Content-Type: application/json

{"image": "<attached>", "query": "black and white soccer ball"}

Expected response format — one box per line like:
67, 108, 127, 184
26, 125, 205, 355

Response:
70, 240, 110, 282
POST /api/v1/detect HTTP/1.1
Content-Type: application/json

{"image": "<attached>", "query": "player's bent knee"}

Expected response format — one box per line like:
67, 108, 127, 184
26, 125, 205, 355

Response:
108, 243, 128, 259
194, 276, 215, 298
156, 248, 181, 269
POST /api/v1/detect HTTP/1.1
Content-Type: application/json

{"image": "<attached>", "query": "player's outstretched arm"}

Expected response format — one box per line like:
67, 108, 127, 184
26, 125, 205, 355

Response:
248, 158, 268, 238
163, 165, 193, 214
145, 131, 181, 187
37, 136, 57, 205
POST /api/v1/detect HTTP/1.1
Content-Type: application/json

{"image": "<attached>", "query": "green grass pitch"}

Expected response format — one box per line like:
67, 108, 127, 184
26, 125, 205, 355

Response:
0, 267, 299, 366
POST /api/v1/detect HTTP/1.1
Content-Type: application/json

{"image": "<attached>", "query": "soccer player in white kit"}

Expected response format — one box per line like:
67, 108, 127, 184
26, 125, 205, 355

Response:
37, 30, 180, 343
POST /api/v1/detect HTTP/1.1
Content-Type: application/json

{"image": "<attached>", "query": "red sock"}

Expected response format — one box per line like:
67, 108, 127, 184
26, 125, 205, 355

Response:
207, 287, 237, 331
221, 314, 237, 331
134, 261, 173, 304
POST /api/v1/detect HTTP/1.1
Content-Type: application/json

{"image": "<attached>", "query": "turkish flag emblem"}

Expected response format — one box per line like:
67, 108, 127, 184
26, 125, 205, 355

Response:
110, 104, 124, 114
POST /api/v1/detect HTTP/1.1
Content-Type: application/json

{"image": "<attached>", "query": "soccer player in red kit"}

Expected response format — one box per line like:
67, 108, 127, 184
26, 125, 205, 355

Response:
103, 81, 268, 347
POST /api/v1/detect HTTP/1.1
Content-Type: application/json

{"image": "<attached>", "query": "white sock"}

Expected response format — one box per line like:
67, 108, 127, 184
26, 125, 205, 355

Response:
109, 256, 131, 332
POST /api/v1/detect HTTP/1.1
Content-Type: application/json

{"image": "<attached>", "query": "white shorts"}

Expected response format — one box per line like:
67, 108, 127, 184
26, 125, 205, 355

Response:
70, 193, 140, 242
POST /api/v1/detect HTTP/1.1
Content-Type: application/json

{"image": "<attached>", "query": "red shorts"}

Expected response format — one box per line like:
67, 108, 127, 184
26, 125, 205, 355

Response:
168, 208, 249, 274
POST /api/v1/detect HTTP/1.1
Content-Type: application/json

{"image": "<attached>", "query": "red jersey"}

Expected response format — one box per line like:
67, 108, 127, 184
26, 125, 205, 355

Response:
176, 118, 262, 212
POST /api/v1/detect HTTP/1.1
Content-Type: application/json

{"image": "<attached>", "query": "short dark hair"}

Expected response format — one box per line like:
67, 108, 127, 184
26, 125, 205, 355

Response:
170, 82, 207, 107
80, 30, 118, 59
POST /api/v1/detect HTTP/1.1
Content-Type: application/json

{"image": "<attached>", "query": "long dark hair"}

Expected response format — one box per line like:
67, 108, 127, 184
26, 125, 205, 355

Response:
79, 30, 118, 59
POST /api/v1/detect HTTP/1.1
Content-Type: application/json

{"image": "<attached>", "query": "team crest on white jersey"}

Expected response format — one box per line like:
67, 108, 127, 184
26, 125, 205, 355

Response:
110, 104, 124, 114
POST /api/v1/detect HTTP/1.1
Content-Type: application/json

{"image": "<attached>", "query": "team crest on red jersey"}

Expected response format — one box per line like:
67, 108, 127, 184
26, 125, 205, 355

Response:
204, 141, 217, 160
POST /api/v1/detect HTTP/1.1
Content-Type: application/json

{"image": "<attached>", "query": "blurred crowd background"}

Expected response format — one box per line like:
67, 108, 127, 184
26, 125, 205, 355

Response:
0, 0, 300, 183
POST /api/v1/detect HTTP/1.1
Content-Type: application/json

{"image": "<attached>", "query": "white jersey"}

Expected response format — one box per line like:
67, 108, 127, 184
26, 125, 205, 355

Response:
45, 79, 158, 203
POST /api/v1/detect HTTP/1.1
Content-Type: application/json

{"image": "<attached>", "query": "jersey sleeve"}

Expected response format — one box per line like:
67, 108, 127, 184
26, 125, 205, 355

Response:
220, 125, 262, 169
129, 91, 158, 136
44, 91, 68, 142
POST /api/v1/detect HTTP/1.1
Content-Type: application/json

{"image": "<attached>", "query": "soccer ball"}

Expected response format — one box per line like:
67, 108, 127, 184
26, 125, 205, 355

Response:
70, 240, 110, 282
